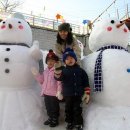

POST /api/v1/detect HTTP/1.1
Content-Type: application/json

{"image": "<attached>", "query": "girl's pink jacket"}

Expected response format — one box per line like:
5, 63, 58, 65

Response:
35, 67, 62, 96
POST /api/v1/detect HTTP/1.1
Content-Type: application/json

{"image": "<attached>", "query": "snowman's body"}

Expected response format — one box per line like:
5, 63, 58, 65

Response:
0, 14, 44, 130
82, 18, 130, 130
0, 45, 36, 86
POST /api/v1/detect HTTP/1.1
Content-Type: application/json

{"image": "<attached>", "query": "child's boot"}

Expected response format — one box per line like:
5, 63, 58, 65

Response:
75, 125, 83, 130
66, 123, 74, 130
44, 118, 51, 125
49, 118, 59, 127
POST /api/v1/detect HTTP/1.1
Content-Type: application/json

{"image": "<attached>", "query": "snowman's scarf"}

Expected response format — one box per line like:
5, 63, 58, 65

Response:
94, 45, 128, 92
0, 43, 30, 48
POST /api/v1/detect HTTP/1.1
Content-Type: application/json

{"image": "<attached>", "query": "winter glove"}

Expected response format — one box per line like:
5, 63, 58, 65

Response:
31, 67, 39, 76
56, 91, 63, 100
54, 61, 63, 77
82, 87, 90, 104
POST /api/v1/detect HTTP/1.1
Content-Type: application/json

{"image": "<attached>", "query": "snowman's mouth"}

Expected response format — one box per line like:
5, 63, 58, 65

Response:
0, 42, 30, 48
8, 24, 13, 29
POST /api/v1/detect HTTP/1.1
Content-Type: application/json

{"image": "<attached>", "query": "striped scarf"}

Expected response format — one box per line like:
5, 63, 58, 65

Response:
94, 45, 128, 92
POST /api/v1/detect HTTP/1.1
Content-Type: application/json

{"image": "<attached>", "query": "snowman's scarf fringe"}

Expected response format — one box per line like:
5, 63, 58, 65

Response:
94, 45, 128, 92
0, 43, 30, 48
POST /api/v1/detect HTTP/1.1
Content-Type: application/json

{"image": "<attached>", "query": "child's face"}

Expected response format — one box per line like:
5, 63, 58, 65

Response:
47, 59, 56, 68
59, 30, 68, 40
65, 56, 76, 66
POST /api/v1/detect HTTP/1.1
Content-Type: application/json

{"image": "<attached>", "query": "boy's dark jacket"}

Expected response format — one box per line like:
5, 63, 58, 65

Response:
55, 64, 89, 96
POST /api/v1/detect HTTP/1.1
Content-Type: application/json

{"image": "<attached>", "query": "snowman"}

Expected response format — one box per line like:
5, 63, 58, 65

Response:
0, 13, 44, 130
82, 18, 130, 130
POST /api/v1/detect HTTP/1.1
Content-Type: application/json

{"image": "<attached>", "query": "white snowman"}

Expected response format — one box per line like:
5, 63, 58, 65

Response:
82, 18, 130, 130
0, 13, 44, 130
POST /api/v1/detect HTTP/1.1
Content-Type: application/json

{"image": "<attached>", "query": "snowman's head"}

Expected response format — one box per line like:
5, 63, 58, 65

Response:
0, 13, 32, 46
89, 18, 130, 52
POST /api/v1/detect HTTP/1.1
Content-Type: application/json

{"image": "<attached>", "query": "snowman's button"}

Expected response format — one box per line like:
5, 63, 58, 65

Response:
6, 48, 10, 51
127, 68, 130, 73
4, 58, 9, 62
5, 69, 10, 73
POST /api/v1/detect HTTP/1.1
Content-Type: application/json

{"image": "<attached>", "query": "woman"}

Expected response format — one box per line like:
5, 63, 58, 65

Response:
55, 23, 81, 65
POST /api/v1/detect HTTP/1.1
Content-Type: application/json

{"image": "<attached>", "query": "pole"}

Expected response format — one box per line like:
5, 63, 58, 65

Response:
92, 0, 117, 24
117, 9, 119, 19
126, 4, 129, 18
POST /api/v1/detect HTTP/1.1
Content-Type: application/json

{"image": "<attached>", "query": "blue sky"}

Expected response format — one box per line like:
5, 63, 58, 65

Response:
17, 0, 130, 24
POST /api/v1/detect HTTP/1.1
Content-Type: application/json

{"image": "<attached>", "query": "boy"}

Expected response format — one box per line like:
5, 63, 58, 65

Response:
54, 48, 90, 130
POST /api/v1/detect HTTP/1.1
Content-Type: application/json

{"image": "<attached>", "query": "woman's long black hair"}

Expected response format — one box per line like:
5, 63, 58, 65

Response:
56, 31, 73, 45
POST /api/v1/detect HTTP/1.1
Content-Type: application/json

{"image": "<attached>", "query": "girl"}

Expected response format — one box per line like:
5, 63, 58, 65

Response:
31, 49, 63, 127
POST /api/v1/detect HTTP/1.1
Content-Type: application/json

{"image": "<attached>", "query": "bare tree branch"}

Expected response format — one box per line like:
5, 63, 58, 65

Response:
0, 0, 23, 12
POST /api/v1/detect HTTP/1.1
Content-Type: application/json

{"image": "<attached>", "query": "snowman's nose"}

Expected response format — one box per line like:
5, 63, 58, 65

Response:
8, 24, 13, 29
116, 22, 124, 28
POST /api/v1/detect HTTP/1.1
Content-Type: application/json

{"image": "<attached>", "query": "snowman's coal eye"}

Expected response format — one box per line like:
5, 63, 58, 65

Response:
120, 21, 123, 23
111, 20, 115, 24
3, 21, 6, 24
18, 21, 21, 24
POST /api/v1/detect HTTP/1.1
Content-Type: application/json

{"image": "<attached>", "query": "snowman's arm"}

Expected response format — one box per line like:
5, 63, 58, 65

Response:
29, 40, 43, 61
29, 41, 44, 73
